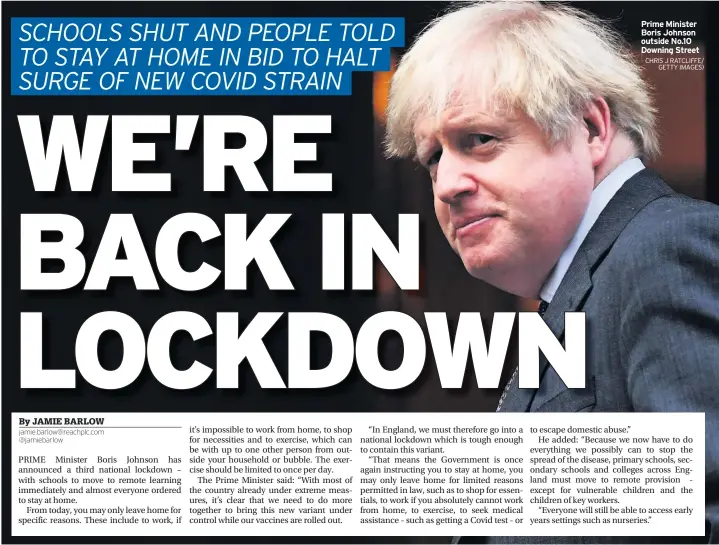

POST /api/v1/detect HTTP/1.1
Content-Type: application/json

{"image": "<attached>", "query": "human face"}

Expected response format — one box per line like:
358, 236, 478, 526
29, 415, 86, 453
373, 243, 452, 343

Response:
414, 104, 595, 297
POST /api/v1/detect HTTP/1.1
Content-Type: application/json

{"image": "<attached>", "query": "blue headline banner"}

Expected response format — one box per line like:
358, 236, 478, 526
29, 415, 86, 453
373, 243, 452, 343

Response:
11, 17, 405, 96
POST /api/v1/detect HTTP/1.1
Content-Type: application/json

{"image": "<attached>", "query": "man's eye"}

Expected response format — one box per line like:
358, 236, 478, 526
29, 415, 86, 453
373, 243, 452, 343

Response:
468, 133, 495, 147
426, 149, 442, 167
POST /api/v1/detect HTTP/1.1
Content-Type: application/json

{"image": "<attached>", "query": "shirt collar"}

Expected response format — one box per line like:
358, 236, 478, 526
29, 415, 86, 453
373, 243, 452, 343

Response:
539, 157, 645, 303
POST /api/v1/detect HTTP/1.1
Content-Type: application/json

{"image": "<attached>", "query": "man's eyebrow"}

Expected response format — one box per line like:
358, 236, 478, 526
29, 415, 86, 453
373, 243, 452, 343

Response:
443, 114, 505, 130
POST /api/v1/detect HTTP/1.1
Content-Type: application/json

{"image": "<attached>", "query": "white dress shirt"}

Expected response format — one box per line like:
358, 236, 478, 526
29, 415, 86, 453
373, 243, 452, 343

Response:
539, 157, 645, 303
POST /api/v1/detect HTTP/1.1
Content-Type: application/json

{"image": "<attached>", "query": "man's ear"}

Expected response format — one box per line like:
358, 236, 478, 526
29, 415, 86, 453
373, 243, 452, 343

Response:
584, 118, 599, 138
582, 97, 613, 167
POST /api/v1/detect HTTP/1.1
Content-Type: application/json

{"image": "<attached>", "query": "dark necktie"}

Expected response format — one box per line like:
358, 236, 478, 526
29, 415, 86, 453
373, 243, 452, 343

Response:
495, 300, 548, 411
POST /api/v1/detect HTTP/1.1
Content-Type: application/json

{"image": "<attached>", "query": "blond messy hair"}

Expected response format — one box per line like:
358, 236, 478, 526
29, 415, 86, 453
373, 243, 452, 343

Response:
385, 1, 659, 160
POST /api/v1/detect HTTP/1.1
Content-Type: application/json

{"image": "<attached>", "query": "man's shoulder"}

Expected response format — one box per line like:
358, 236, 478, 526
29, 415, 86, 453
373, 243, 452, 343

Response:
628, 188, 719, 224
609, 187, 719, 261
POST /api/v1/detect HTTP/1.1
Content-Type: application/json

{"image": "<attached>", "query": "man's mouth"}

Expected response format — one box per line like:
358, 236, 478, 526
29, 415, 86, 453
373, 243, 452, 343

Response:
454, 215, 500, 237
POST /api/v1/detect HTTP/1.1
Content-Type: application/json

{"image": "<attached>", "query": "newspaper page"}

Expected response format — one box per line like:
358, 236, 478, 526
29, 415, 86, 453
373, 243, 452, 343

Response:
2, 1, 717, 544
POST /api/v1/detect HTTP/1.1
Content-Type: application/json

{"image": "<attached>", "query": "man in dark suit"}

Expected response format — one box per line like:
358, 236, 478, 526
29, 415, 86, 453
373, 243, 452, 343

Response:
384, 0, 718, 543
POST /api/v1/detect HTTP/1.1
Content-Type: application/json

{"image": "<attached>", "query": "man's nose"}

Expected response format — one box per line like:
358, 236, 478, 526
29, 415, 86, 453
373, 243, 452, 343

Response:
434, 153, 477, 204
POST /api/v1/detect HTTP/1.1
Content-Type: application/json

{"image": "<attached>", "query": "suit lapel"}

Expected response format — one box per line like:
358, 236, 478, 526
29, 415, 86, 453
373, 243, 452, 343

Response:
497, 168, 674, 412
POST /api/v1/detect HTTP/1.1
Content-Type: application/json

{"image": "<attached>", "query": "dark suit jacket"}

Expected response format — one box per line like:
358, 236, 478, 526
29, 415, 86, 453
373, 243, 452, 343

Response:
461, 169, 719, 544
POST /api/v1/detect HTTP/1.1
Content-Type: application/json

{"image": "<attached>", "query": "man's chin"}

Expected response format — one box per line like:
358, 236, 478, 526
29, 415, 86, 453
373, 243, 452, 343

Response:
459, 253, 520, 292
463, 258, 544, 298
457, 243, 497, 270
459, 255, 497, 279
